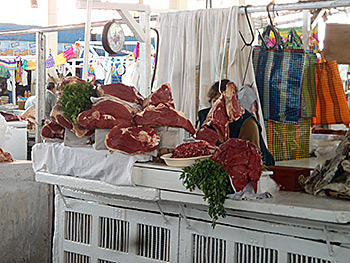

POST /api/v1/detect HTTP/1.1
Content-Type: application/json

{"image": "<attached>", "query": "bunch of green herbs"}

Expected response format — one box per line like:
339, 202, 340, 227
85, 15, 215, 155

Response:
180, 159, 233, 228
59, 81, 95, 124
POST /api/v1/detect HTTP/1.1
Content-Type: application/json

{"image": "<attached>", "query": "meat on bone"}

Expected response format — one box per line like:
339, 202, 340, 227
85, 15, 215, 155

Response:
224, 82, 244, 122
77, 98, 138, 129
195, 126, 219, 146
105, 124, 160, 154
0, 148, 13, 162
134, 103, 196, 135
202, 97, 229, 142
211, 138, 263, 193
41, 121, 65, 140
50, 102, 93, 137
143, 83, 175, 108
96, 83, 144, 105
0, 111, 20, 122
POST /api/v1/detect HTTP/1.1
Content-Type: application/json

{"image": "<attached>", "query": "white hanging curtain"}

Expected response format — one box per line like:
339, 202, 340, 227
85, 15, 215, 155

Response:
156, 7, 267, 143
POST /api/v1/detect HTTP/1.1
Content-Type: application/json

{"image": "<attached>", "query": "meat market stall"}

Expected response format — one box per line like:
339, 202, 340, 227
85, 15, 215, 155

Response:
30, 1, 350, 263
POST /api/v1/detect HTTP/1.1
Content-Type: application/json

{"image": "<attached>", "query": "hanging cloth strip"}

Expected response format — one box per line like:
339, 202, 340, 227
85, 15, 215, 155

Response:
0, 59, 17, 70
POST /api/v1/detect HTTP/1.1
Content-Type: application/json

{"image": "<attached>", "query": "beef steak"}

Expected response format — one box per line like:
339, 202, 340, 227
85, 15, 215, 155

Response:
51, 102, 93, 137
97, 83, 144, 104
77, 98, 137, 129
105, 125, 160, 154
134, 103, 195, 135
0, 111, 20, 122
0, 147, 13, 162
211, 138, 263, 192
143, 83, 175, 108
195, 126, 219, 146
41, 121, 65, 139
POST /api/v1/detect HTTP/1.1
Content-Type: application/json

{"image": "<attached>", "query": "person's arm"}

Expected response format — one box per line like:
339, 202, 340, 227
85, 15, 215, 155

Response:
238, 117, 260, 149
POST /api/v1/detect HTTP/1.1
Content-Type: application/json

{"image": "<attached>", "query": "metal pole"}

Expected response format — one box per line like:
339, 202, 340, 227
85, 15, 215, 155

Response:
139, 6, 151, 97
240, 0, 350, 13
302, 10, 311, 50
35, 32, 46, 143
83, 0, 93, 80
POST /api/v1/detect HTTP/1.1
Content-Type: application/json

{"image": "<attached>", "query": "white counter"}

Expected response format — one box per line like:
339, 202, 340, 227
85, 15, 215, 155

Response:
35, 161, 350, 224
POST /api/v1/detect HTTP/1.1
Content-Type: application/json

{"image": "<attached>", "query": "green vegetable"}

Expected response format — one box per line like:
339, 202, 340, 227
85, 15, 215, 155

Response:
59, 81, 95, 124
180, 159, 233, 228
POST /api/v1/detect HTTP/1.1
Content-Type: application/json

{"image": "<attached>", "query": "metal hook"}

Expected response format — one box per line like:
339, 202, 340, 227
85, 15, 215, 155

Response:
239, 5, 255, 50
267, 2, 275, 26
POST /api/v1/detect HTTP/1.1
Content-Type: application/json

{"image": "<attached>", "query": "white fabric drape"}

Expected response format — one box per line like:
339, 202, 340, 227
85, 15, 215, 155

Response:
156, 7, 267, 143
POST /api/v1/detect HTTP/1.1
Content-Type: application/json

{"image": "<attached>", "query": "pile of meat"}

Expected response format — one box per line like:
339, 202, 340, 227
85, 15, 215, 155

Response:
42, 78, 196, 155
299, 130, 350, 198
173, 81, 262, 192
171, 141, 216, 158
0, 148, 13, 162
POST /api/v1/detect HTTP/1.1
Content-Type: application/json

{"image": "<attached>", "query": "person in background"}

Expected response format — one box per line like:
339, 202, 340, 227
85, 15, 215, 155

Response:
198, 79, 275, 166
45, 82, 57, 120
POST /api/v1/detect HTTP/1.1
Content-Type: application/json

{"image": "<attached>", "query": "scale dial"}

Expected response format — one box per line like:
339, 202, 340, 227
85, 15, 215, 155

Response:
102, 21, 125, 55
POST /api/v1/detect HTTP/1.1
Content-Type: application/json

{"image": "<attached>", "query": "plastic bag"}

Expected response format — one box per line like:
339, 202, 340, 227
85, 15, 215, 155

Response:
0, 114, 12, 148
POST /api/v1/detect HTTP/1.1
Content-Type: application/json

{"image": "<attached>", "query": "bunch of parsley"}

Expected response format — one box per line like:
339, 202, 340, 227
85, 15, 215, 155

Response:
59, 81, 95, 124
180, 159, 234, 228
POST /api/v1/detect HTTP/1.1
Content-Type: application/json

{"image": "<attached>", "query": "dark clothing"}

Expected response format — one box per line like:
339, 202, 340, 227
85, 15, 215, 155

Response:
197, 108, 275, 166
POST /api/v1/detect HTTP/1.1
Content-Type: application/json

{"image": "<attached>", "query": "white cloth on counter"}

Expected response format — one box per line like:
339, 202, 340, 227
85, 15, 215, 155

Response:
32, 142, 151, 185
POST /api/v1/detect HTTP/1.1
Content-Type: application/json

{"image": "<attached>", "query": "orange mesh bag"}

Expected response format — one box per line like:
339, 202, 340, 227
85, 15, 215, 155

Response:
311, 53, 350, 126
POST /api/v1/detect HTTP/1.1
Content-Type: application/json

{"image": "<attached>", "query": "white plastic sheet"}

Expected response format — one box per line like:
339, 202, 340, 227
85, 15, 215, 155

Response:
32, 142, 151, 185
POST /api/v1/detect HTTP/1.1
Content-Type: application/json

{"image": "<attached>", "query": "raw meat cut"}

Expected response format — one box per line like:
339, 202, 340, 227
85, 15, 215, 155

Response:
195, 126, 219, 146
51, 103, 93, 137
134, 103, 196, 135
211, 138, 263, 192
0, 111, 19, 121
224, 82, 244, 122
97, 83, 144, 104
202, 97, 229, 142
143, 83, 175, 108
105, 125, 160, 154
77, 98, 138, 129
50, 103, 73, 130
57, 76, 84, 90
0, 147, 13, 162
41, 121, 65, 139
171, 141, 216, 158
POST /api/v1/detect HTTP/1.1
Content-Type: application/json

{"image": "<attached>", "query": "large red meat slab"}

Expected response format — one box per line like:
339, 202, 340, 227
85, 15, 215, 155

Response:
41, 121, 65, 139
202, 97, 229, 142
105, 125, 160, 154
134, 103, 196, 135
77, 98, 137, 129
195, 126, 219, 146
211, 138, 263, 193
224, 82, 244, 122
143, 83, 175, 108
97, 83, 144, 104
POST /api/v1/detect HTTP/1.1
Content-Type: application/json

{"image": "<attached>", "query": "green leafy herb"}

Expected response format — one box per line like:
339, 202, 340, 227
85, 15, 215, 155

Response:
180, 159, 233, 228
59, 81, 95, 123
